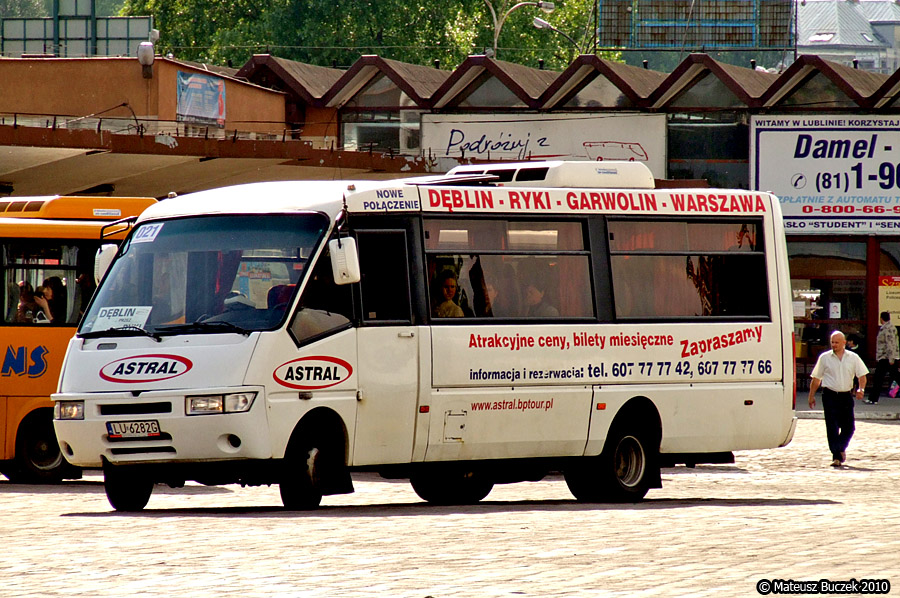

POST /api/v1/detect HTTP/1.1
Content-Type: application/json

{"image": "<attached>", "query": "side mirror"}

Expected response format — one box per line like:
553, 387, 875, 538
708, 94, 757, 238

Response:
94, 244, 118, 285
329, 237, 361, 285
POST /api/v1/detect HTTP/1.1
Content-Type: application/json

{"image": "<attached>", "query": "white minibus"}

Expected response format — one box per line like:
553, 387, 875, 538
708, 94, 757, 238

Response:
53, 161, 796, 511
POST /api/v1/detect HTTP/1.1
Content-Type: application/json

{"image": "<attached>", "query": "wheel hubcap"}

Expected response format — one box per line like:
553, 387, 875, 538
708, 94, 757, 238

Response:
614, 435, 646, 488
28, 437, 63, 471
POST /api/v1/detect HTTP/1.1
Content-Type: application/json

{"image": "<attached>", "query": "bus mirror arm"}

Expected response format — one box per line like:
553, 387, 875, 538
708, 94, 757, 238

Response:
328, 237, 361, 285
100, 215, 138, 239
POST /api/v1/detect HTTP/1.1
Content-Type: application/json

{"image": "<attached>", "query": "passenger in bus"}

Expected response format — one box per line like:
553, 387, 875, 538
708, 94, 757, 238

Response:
5, 279, 18, 322
492, 264, 522, 317
433, 269, 464, 318
32, 286, 53, 323
16, 281, 50, 323
475, 258, 521, 318
35, 276, 66, 323
523, 275, 559, 318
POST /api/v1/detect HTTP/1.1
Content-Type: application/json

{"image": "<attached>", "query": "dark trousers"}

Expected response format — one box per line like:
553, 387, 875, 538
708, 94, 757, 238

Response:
822, 389, 855, 461
867, 359, 900, 403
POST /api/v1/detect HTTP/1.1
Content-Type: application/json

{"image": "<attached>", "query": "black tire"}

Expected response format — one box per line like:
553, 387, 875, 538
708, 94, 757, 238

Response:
410, 468, 494, 505
565, 422, 656, 503
279, 444, 325, 510
103, 463, 153, 512
7, 413, 78, 483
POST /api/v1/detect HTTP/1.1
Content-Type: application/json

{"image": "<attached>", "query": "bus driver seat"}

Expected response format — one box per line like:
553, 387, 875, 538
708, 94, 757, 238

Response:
267, 284, 295, 311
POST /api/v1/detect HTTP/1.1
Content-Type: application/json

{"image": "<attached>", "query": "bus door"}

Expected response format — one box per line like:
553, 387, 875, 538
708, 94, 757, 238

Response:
351, 229, 420, 465
420, 217, 598, 461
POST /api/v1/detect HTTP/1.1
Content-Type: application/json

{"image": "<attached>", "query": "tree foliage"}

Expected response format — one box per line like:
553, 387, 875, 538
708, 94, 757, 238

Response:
1, 0, 123, 18
0, 0, 47, 18
121, 0, 607, 70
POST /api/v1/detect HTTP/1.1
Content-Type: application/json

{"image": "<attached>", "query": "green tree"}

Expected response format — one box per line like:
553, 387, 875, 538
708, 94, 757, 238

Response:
0, 0, 46, 18
0, 0, 123, 18
121, 0, 607, 70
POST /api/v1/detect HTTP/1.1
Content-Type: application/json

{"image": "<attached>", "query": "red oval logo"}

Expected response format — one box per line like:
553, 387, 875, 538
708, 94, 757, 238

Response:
99, 354, 193, 383
273, 356, 353, 390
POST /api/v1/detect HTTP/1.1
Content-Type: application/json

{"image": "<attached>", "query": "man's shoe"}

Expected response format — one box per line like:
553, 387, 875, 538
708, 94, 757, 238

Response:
831, 459, 842, 468
865, 399, 878, 404
840, 451, 846, 463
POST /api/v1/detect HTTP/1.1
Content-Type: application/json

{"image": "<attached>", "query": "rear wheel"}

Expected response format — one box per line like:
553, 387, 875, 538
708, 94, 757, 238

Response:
5, 413, 79, 483
410, 468, 494, 505
103, 463, 153, 512
565, 422, 656, 503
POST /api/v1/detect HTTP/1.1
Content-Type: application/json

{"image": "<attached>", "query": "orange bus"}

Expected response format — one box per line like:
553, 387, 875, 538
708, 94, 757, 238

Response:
1, 195, 156, 482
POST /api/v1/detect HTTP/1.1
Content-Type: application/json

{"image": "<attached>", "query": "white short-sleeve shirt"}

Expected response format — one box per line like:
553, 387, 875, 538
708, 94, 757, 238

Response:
810, 349, 868, 392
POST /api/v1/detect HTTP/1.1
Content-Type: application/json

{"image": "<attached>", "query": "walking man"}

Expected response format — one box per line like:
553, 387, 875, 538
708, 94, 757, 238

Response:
866, 311, 900, 404
808, 330, 868, 467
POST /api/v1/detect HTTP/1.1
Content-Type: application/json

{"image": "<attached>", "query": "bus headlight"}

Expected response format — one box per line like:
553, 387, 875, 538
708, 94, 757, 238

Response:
55, 401, 84, 420
186, 392, 256, 415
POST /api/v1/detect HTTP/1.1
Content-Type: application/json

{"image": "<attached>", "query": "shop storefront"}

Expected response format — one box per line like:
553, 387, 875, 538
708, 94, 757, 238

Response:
752, 116, 900, 383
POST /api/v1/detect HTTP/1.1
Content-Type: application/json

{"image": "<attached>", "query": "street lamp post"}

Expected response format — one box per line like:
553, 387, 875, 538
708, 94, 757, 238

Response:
532, 16, 581, 53
484, 0, 556, 58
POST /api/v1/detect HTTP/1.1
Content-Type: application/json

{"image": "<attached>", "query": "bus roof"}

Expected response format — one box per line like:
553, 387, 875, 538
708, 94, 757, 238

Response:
0, 217, 137, 239
132, 162, 777, 223
136, 180, 361, 223
0, 196, 156, 220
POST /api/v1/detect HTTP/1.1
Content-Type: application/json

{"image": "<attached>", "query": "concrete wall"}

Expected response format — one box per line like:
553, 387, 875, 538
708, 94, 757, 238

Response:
0, 57, 286, 135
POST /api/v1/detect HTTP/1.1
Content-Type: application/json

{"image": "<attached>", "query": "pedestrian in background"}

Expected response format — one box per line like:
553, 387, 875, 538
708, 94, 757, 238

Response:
808, 330, 868, 468
866, 311, 900, 405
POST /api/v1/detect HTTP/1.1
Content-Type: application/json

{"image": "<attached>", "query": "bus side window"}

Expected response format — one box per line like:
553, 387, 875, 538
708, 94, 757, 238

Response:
288, 246, 353, 346
2, 241, 93, 325
357, 230, 412, 324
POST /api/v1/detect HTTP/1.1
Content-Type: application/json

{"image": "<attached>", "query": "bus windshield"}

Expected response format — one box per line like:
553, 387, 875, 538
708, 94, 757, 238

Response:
79, 213, 329, 337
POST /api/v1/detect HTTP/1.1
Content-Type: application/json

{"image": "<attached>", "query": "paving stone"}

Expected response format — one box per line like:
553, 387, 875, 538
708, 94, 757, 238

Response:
1, 418, 899, 597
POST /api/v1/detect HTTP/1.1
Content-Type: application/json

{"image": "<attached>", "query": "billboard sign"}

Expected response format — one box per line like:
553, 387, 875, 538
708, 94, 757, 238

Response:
422, 113, 667, 179
751, 115, 900, 234
176, 71, 226, 128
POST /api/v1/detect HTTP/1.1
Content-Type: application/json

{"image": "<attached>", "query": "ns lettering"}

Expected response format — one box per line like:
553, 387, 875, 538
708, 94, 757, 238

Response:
2, 345, 49, 378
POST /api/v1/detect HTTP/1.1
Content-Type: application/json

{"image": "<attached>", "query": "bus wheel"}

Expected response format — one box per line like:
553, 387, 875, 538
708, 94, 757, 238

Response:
565, 423, 655, 503
10, 413, 76, 483
410, 469, 493, 505
103, 462, 153, 512
279, 443, 324, 510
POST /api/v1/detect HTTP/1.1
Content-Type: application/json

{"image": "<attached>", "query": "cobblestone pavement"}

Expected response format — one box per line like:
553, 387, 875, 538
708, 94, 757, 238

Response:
2, 418, 899, 598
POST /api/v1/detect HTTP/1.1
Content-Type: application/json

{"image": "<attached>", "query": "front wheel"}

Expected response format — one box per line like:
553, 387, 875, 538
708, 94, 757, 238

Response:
103, 463, 153, 512
279, 445, 324, 510
565, 423, 656, 503
410, 468, 494, 505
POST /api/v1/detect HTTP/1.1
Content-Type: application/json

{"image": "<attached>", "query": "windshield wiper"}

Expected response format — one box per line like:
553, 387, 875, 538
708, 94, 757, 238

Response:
79, 325, 161, 342
155, 321, 253, 337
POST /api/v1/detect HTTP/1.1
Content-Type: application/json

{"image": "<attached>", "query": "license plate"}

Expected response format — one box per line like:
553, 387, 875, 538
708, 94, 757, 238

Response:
106, 420, 161, 439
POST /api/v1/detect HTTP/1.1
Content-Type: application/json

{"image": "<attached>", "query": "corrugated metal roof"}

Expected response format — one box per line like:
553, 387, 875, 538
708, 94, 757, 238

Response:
489, 59, 560, 100
799, 0, 888, 48
378, 57, 450, 99
220, 50, 900, 112
267, 56, 344, 99
858, 0, 900, 23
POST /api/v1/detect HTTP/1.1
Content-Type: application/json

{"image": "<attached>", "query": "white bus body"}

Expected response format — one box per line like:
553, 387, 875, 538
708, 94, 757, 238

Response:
53, 161, 796, 511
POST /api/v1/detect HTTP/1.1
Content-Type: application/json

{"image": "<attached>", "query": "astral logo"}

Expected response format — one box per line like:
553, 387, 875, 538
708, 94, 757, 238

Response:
100, 354, 193, 383
273, 356, 353, 390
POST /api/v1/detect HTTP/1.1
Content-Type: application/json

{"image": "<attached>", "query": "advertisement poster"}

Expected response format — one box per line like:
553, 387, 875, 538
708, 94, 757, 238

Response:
751, 115, 900, 234
879, 276, 900, 322
421, 113, 667, 179
176, 71, 226, 128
